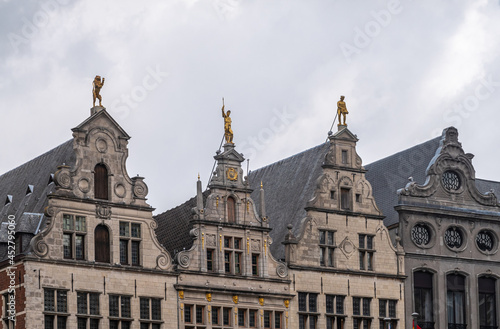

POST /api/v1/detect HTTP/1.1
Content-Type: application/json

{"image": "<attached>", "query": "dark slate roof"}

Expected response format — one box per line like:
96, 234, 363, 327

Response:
364, 137, 441, 227
154, 134, 500, 261
0, 140, 75, 243
248, 143, 330, 260
154, 191, 209, 256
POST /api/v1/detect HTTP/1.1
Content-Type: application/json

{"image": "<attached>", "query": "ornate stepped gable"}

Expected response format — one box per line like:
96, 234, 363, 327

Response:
29, 107, 171, 270
173, 142, 288, 279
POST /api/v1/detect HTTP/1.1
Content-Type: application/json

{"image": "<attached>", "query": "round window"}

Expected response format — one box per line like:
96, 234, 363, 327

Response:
442, 171, 461, 191
411, 224, 431, 246
476, 231, 495, 252
444, 227, 463, 249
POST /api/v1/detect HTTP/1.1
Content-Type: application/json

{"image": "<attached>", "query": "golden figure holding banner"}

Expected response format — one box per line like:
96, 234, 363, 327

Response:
93, 75, 105, 107
337, 95, 348, 126
221, 98, 234, 144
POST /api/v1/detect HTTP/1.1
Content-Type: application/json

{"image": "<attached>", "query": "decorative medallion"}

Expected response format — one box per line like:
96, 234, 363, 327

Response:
442, 171, 461, 191
476, 230, 494, 252
226, 167, 238, 181
114, 183, 126, 198
411, 223, 431, 246
444, 226, 463, 249
96, 204, 112, 219
78, 178, 90, 193
95, 138, 108, 153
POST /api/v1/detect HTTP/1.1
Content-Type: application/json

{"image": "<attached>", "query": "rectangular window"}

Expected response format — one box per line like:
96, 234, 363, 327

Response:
109, 295, 120, 317
75, 235, 84, 260
77, 292, 88, 314
223, 308, 231, 326
185, 305, 193, 323
264, 311, 271, 328
340, 188, 350, 210
151, 298, 161, 320
140, 298, 150, 319
336, 296, 344, 314
235, 252, 242, 274
362, 298, 370, 316
234, 238, 242, 249
479, 277, 497, 327
212, 307, 220, 325
207, 249, 214, 272
224, 251, 231, 273
275, 312, 282, 329
309, 294, 317, 312
196, 305, 204, 324
341, 150, 347, 164
299, 293, 307, 312
414, 271, 434, 324
63, 234, 72, 259
44, 289, 68, 329
388, 300, 396, 318
131, 241, 140, 265
319, 230, 335, 267
238, 309, 246, 327
131, 223, 141, 238
353, 297, 360, 315
250, 310, 258, 327
252, 254, 259, 276
119, 222, 142, 266
62, 214, 87, 260
109, 294, 131, 329
120, 240, 128, 265
359, 234, 375, 271
326, 295, 334, 314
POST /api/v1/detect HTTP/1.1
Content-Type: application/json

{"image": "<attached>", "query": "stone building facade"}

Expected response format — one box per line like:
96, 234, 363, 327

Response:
396, 127, 500, 329
1, 97, 499, 329
0, 108, 177, 329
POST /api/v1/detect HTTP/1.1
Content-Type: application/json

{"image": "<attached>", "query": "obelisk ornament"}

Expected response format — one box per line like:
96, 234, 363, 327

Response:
221, 98, 234, 144
92, 75, 105, 107
337, 95, 348, 126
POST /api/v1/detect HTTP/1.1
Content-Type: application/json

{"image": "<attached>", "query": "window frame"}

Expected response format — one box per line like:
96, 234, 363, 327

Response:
358, 234, 375, 271
319, 230, 336, 267
62, 214, 87, 260
119, 221, 142, 266
43, 288, 69, 329
108, 294, 132, 329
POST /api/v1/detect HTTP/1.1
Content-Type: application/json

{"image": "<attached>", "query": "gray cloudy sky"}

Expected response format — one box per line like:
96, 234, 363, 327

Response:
1, 0, 500, 214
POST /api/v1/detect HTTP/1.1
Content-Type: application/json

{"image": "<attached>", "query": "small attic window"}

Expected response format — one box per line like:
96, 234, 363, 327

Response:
48, 174, 54, 185
330, 190, 336, 200
341, 150, 348, 164
26, 184, 34, 195
5, 195, 13, 205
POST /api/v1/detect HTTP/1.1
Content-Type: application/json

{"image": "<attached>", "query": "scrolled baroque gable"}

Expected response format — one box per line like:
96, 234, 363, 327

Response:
398, 127, 499, 207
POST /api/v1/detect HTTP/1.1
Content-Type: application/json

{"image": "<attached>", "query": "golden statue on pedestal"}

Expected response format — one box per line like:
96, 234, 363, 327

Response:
93, 75, 105, 107
337, 95, 348, 126
221, 98, 234, 144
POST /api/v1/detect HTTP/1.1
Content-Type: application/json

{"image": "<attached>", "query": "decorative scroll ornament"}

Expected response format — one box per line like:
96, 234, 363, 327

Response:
156, 253, 171, 270
54, 166, 71, 189
132, 176, 148, 199
177, 250, 191, 268
276, 262, 288, 278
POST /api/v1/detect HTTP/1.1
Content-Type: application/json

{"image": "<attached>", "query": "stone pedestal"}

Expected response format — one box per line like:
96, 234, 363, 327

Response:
90, 106, 105, 116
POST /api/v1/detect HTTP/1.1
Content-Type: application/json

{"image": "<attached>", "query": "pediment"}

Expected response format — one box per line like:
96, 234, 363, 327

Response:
331, 127, 359, 142
214, 146, 245, 163
72, 108, 130, 140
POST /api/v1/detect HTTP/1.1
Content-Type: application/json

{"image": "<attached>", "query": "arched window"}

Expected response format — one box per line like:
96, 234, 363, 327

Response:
94, 163, 108, 200
413, 271, 434, 328
479, 277, 497, 328
95, 225, 110, 263
227, 197, 236, 223
447, 274, 466, 328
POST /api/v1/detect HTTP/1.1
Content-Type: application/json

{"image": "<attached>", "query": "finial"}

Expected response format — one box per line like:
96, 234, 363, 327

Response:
221, 98, 234, 144
337, 95, 348, 126
260, 181, 263, 189
92, 75, 105, 107
198, 173, 200, 180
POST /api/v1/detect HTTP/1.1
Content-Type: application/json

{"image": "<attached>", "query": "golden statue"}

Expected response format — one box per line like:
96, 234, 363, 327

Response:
92, 75, 105, 107
232, 295, 238, 304
337, 95, 348, 126
221, 98, 233, 144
